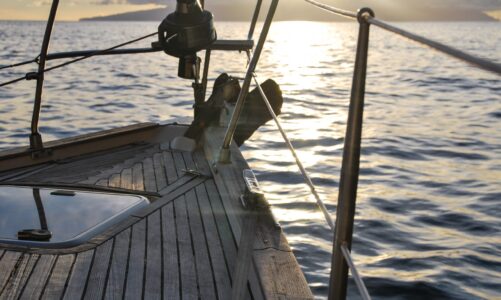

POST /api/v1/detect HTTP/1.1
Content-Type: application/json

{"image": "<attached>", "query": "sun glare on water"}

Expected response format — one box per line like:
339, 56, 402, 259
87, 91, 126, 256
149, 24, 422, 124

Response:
265, 21, 345, 92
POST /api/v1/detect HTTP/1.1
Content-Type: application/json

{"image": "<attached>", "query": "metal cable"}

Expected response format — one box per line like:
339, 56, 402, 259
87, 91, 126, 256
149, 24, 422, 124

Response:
0, 76, 27, 88
0, 32, 163, 88
341, 243, 371, 300
0, 57, 38, 71
44, 32, 161, 73
304, 0, 357, 20
304, 0, 501, 75
250, 69, 335, 231
366, 17, 501, 75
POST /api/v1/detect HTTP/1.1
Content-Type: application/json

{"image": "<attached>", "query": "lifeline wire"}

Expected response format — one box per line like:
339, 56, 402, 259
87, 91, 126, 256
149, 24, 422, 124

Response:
246, 53, 335, 231
0, 32, 166, 88
304, 0, 501, 75
0, 56, 38, 71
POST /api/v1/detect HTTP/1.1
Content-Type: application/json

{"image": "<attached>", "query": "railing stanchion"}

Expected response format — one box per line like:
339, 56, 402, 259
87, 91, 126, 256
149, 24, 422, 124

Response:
218, 0, 278, 163
248, 0, 263, 40
201, 49, 211, 101
328, 8, 374, 300
30, 0, 60, 152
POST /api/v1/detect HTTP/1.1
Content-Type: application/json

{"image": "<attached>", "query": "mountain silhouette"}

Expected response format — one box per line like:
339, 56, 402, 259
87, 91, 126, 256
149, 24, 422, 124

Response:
80, 1, 497, 22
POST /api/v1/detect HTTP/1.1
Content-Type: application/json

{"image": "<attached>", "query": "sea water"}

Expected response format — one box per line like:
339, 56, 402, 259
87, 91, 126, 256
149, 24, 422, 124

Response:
0, 21, 500, 299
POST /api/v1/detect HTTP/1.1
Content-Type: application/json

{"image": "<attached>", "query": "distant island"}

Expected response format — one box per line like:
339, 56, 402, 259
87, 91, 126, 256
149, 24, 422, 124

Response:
80, 8, 167, 22
80, 2, 498, 22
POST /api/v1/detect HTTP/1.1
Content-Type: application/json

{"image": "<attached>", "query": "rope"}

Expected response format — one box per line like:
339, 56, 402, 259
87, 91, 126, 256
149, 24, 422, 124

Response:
249, 67, 335, 230
0, 32, 164, 88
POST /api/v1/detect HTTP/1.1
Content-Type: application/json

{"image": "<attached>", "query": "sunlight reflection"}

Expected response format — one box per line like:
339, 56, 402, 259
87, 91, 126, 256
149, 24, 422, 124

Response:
266, 21, 343, 92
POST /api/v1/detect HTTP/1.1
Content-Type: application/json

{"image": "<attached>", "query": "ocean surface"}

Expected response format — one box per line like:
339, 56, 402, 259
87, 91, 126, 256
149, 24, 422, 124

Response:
0, 20, 500, 299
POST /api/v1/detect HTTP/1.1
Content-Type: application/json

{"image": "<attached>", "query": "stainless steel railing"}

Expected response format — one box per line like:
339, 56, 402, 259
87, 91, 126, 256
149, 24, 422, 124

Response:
218, 0, 279, 163
302, 1, 500, 300
30, 0, 60, 153
305, 0, 501, 75
0, 0, 261, 156
220, 1, 500, 300
3, 0, 498, 298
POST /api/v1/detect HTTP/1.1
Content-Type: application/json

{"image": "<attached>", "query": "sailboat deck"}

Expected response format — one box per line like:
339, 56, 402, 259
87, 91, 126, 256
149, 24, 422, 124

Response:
0, 124, 312, 299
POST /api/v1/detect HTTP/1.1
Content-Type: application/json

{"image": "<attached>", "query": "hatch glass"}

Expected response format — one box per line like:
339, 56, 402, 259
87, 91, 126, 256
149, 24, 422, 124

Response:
0, 185, 149, 248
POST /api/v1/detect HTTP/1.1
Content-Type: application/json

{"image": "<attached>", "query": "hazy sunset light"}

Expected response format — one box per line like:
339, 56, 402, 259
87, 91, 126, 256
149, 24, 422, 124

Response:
0, 0, 499, 21
0, 0, 499, 299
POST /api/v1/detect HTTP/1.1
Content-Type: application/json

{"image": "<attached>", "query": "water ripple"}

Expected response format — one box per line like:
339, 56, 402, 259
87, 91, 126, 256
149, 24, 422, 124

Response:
0, 20, 500, 300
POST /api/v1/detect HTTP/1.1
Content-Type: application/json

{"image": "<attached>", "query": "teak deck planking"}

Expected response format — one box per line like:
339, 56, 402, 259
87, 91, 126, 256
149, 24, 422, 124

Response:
0, 125, 313, 300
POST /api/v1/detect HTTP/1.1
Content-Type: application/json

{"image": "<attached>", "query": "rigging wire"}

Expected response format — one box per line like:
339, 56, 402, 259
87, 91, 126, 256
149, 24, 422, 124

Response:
304, 0, 501, 75
245, 51, 335, 231
0, 56, 39, 71
252, 71, 335, 232
0, 76, 27, 88
0, 32, 165, 88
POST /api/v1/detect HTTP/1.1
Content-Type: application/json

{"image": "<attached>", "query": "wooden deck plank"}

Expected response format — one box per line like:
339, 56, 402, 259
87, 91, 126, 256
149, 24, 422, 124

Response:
153, 152, 167, 191
83, 240, 113, 300
0, 251, 22, 292
157, 174, 194, 196
143, 157, 157, 192
0, 126, 311, 300
162, 151, 178, 184
185, 150, 220, 298
25, 144, 154, 185
195, 183, 232, 300
0, 254, 38, 300
161, 202, 180, 300
171, 150, 199, 299
104, 229, 131, 300
132, 176, 206, 219
202, 128, 312, 299
204, 180, 239, 279
185, 188, 217, 299
0, 251, 22, 291
132, 163, 144, 191
124, 219, 146, 300
63, 250, 94, 300
206, 173, 268, 300
72, 144, 158, 186
41, 255, 74, 300
197, 151, 259, 300
182, 152, 196, 170
172, 152, 186, 177
120, 168, 133, 190
175, 195, 198, 300
253, 249, 314, 300
19, 255, 56, 300
108, 173, 121, 188
144, 211, 162, 300
193, 152, 239, 276
96, 178, 109, 187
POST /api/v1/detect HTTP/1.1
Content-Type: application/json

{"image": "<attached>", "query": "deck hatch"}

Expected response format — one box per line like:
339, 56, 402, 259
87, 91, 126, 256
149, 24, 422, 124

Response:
0, 185, 149, 248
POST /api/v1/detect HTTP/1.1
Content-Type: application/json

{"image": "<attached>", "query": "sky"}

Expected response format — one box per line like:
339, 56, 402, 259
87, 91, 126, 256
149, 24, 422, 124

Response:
0, 0, 499, 21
